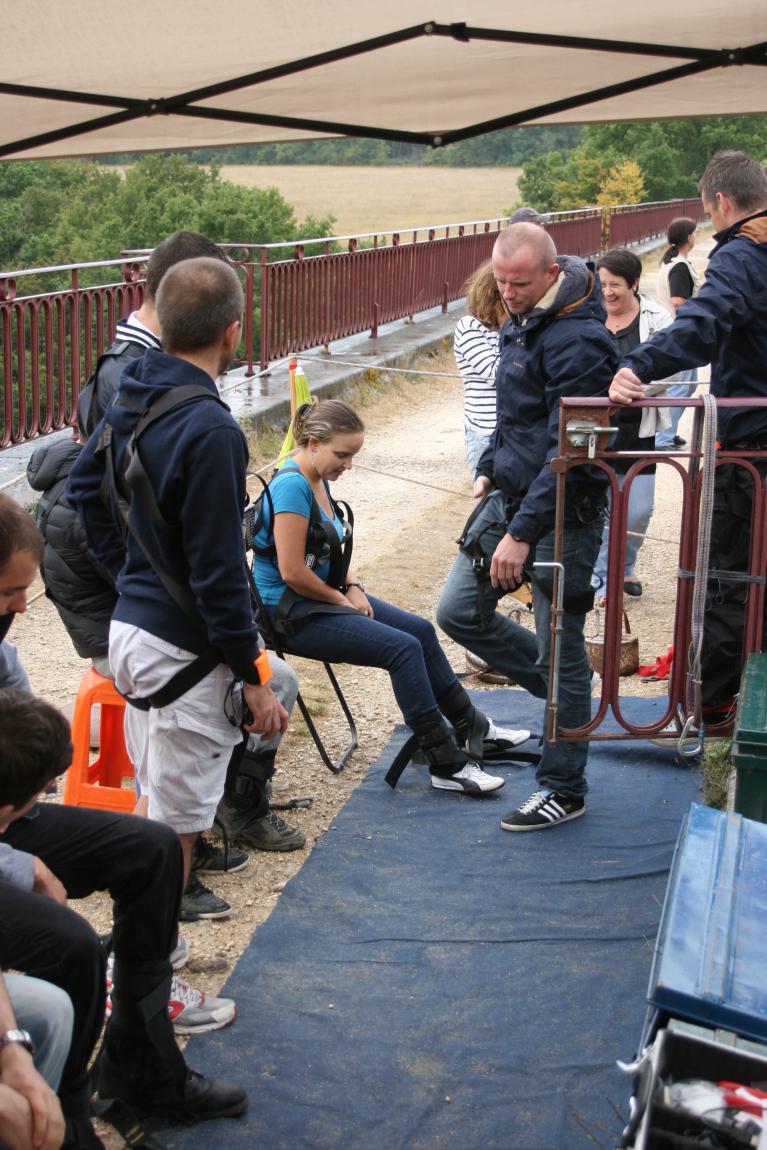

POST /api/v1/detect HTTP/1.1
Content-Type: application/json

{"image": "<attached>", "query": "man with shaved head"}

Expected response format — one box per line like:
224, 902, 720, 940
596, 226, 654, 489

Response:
438, 222, 617, 832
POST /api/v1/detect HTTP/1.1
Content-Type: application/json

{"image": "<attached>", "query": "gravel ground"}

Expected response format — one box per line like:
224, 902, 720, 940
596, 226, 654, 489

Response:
9, 243, 713, 1138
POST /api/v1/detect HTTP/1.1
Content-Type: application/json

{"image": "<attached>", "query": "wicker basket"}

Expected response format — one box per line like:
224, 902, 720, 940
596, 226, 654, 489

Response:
585, 609, 639, 677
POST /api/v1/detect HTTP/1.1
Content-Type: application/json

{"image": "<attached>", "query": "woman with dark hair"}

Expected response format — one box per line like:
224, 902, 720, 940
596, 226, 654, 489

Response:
454, 260, 506, 478
654, 217, 701, 449
251, 398, 530, 795
592, 250, 675, 603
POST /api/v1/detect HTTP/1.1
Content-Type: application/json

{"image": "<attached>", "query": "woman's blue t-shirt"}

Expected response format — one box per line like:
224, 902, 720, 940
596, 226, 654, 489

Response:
251, 462, 345, 607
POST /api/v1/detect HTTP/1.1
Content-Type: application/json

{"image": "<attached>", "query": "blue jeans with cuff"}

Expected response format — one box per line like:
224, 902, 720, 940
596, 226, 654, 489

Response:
436, 510, 602, 798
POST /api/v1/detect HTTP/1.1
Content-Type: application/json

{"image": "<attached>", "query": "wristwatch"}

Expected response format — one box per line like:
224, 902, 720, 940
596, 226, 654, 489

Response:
0, 1029, 36, 1056
343, 581, 365, 593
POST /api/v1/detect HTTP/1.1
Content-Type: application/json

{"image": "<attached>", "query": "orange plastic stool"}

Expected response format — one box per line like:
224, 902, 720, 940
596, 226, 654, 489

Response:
63, 667, 136, 812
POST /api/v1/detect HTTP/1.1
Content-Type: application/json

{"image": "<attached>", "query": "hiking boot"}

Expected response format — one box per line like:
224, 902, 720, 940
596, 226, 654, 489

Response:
168, 975, 236, 1035
145, 1069, 248, 1123
191, 835, 250, 874
464, 650, 516, 686
215, 798, 306, 852
431, 762, 505, 794
179, 873, 232, 922
500, 789, 585, 832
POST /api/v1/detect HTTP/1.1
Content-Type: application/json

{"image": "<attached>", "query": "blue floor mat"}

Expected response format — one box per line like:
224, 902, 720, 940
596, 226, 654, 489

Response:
166, 689, 700, 1150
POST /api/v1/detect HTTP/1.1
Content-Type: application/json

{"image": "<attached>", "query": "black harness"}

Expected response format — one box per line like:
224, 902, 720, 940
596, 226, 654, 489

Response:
246, 463, 355, 642
96, 384, 231, 709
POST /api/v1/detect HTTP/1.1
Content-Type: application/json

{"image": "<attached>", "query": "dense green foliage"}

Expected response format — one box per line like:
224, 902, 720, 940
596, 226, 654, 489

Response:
100, 126, 583, 170
0, 154, 333, 277
517, 116, 767, 212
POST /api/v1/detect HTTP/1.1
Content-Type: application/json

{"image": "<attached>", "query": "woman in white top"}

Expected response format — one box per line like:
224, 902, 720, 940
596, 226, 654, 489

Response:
654, 217, 701, 448
453, 260, 506, 478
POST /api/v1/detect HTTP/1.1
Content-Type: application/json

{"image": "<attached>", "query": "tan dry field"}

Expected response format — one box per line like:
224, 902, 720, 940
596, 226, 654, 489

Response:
217, 164, 522, 236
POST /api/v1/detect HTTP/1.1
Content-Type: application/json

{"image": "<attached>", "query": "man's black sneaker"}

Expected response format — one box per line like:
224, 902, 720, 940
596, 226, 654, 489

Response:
500, 789, 585, 832
126, 1069, 248, 1123
214, 799, 306, 853
179, 873, 232, 922
191, 835, 250, 874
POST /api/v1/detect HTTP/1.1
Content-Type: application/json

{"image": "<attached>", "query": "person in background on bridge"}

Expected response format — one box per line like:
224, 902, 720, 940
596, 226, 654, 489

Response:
609, 150, 767, 726
591, 248, 675, 603
77, 230, 227, 437
455, 259, 504, 480
437, 222, 617, 832
653, 217, 702, 450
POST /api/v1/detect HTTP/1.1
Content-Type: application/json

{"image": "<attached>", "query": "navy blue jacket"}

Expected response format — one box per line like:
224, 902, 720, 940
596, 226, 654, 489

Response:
624, 210, 767, 446
476, 256, 617, 544
68, 348, 260, 679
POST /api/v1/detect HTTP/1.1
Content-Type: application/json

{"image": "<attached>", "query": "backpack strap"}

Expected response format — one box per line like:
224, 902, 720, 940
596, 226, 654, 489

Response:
98, 384, 229, 709
77, 339, 145, 437
246, 465, 356, 644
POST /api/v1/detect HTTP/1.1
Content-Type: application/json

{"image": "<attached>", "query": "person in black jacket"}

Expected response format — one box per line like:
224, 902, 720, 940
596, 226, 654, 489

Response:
437, 222, 617, 832
27, 431, 116, 675
610, 150, 767, 723
68, 257, 288, 887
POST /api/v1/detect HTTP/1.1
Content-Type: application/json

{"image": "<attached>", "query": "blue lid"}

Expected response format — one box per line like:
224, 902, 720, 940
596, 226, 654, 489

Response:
648, 803, 767, 1042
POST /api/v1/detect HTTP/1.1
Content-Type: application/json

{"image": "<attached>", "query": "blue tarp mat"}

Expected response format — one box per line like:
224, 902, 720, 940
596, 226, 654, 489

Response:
167, 690, 700, 1150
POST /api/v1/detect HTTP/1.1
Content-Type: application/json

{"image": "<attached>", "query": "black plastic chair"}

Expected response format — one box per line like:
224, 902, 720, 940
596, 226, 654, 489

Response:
250, 575, 358, 775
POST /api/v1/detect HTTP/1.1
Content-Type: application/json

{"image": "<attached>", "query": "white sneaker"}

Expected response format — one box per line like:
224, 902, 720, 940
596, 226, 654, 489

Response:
169, 935, 189, 971
168, 974, 236, 1035
431, 762, 505, 794
485, 719, 531, 748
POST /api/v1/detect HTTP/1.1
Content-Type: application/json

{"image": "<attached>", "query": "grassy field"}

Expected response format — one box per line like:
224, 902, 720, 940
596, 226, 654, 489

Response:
217, 164, 522, 236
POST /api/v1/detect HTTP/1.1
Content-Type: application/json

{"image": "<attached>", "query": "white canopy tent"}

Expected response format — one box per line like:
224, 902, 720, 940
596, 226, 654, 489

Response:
2, 3, 766, 161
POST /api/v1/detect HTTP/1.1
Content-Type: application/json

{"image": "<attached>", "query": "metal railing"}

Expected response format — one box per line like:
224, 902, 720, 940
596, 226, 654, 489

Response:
0, 198, 704, 449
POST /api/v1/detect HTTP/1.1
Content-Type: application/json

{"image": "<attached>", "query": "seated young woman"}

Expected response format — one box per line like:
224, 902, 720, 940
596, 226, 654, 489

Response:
251, 399, 530, 794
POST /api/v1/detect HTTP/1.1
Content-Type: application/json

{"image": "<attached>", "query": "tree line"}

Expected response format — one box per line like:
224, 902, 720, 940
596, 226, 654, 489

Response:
0, 155, 333, 285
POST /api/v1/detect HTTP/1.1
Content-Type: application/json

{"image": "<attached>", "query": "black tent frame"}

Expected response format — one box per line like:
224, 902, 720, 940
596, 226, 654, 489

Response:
2, 22, 766, 159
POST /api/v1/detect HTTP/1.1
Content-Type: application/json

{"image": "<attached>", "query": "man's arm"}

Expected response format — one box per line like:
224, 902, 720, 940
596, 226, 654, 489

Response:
0, 975, 65, 1150
507, 327, 617, 546
615, 246, 752, 390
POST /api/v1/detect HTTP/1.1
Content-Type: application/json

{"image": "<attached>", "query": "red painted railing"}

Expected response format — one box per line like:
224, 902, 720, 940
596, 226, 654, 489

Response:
0, 199, 705, 449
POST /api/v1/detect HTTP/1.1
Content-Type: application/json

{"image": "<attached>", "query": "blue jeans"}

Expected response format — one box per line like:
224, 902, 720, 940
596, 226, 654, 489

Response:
464, 425, 494, 479
5, 973, 74, 1090
655, 369, 698, 446
277, 596, 459, 725
592, 472, 655, 589
436, 512, 602, 798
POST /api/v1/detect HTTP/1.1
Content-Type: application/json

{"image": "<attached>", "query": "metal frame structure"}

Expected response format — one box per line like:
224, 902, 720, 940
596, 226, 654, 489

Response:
545, 395, 767, 747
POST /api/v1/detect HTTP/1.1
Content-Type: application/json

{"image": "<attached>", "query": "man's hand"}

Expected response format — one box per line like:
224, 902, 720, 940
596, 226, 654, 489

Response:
242, 683, 289, 737
0, 1049, 65, 1150
31, 859, 67, 906
490, 533, 530, 591
473, 475, 492, 500
609, 368, 645, 405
